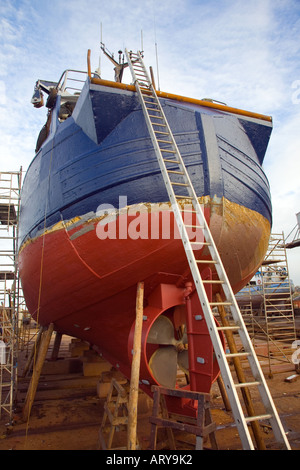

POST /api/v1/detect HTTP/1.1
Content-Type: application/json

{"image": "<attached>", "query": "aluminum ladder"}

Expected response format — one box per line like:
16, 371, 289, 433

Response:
125, 49, 291, 450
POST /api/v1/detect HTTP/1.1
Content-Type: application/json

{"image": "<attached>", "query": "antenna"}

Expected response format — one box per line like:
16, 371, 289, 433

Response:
141, 30, 144, 55
155, 41, 160, 91
95, 22, 102, 77
152, 3, 160, 91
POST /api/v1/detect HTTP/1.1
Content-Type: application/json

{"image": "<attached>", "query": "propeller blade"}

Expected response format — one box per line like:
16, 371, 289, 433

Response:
148, 346, 178, 388
147, 315, 176, 345
177, 349, 189, 375
180, 325, 188, 345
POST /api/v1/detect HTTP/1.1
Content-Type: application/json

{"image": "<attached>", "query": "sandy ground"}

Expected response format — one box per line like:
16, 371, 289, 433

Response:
0, 334, 299, 451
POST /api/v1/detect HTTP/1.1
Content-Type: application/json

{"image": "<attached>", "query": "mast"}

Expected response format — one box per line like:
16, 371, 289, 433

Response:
100, 43, 128, 83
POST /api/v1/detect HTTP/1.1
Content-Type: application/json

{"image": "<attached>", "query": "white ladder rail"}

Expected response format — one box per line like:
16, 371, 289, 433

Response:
125, 49, 291, 450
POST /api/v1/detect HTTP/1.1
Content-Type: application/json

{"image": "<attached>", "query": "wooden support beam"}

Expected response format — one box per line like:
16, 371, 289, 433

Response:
98, 378, 129, 450
127, 281, 144, 450
51, 331, 62, 361
22, 323, 54, 422
149, 386, 218, 450
22, 327, 43, 378
217, 375, 231, 411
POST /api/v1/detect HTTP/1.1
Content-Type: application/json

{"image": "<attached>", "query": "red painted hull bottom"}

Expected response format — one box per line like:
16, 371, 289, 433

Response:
18, 203, 269, 415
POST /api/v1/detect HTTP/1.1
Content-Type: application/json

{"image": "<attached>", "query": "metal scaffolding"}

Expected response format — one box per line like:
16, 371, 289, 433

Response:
261, 233, 297, 375
239, 233, 297, 376
0, 169, 22, 421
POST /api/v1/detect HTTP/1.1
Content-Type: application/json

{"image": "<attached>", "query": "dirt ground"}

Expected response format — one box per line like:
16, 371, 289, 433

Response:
0, 334, 299, 451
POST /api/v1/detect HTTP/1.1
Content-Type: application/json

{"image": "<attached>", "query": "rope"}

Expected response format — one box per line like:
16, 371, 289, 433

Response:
23, 137, 55, 448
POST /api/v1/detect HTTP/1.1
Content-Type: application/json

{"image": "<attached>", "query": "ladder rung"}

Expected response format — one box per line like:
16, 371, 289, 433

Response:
190, 241, 210, 246
234, 381, 261, 388
135, 67, 148, 77
196, 259, 217, 264
266, 314, 294, 318
164, 159, 179, 164
185, 224, 203, 229
154, 130, 169, 135
137, 77, 149, 83
161, 149, 176, 153
245, 414, 273, 423
135, 73, 147, 79
269, 332, 294, 336
0, 381, 13, 387
145, 106, 159, 112
263, 281, 286, 285
202, 280, 225, 284
265, 309, 292, 313
146, 107, 160, 112
167, 170, 184, 175
149, 114, 163, 119
152, 122, 166, 127
226, 352, 250, 358
210, 301, 232, 306
269, 328, 295, 332
175, 195, 193, 200
264, 292, 291, 296
216, 325, 240, 331
171, 182, 189, 187
264, 289, 290, 293
157, 139, 172, 144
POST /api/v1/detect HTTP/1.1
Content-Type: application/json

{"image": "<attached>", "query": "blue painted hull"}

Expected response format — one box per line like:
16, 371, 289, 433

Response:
19, 80, 272, 247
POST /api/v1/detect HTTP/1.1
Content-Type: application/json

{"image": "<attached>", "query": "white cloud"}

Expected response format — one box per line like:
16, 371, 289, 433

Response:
0, 81, 6, 105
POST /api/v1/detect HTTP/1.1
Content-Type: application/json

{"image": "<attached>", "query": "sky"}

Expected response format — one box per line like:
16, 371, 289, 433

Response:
0, 0, 299, 285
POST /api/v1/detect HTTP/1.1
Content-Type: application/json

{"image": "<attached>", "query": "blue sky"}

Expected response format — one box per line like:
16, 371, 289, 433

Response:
0, 0, 299, 284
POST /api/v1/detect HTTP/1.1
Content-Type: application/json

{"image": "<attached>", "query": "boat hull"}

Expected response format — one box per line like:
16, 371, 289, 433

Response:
19, 78, 273, 403
18, 197, 270, 400
19, 81, 272, 245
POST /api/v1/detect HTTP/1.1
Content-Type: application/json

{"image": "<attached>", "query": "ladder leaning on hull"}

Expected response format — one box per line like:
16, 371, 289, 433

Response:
125, 49, 290, 451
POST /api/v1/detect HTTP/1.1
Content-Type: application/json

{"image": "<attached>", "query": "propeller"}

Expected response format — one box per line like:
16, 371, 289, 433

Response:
147, 314, 189, 388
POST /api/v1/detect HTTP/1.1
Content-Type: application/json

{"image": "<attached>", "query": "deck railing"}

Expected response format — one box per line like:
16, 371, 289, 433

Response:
56, 69, 89, 94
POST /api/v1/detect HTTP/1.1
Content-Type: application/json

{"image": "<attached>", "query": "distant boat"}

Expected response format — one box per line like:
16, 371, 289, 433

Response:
236, 269, 294, 310
18, 46, 273, 413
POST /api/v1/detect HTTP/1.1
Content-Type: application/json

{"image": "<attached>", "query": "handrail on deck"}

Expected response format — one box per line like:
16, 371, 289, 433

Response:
56, 69, 88, 94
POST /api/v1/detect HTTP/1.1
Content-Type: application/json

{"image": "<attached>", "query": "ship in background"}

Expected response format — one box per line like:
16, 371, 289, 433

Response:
18, 45, 273, 413
235, 269, 294, 311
